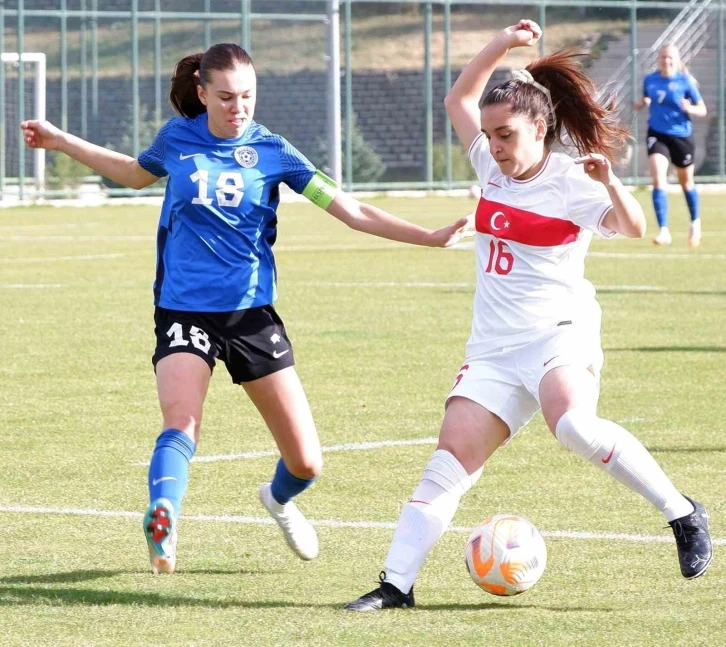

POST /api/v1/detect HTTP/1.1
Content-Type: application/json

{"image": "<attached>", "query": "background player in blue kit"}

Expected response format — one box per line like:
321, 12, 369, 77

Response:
21, 43, 472, 575
634, 44, 707, 247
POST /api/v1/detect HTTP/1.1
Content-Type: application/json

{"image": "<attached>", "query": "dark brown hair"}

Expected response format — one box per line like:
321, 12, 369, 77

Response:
169, 43, 254, 118
481, 49, 629, 160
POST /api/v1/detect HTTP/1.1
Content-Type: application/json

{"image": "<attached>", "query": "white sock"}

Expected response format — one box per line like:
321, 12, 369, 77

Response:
690, 218, 701, 234
383, 450, 482, 594
555, 408, 693, 521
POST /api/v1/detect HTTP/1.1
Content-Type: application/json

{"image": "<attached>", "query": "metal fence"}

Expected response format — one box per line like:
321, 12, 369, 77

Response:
1, 0, 725, 199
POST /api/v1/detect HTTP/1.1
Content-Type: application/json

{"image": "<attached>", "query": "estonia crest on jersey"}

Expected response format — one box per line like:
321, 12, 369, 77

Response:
234, 146, 259, 168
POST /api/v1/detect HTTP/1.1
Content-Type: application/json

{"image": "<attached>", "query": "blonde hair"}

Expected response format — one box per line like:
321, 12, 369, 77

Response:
659, 44, 689, 75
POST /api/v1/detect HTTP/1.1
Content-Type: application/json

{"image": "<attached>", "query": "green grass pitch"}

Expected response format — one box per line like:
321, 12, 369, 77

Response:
0, 193, 724, 646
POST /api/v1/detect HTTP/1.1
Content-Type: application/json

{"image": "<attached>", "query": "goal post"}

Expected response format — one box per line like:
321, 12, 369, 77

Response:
1, 52, 46, 192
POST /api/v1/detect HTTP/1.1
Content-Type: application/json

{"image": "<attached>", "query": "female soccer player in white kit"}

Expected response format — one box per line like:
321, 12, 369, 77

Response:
346, 20, 712, 611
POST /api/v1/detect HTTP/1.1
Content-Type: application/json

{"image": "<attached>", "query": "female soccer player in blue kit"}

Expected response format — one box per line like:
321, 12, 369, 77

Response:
634, 44, 707, 247
21, 43, 472, 575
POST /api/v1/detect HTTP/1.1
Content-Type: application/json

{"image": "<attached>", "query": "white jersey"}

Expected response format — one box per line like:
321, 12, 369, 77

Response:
466, 133, 615, 356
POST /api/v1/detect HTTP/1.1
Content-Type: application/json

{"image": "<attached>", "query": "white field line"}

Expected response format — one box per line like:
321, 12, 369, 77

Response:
1, 253, 125, 263
135, 426, 656, 467
275, 243, 407, 252
0, 504, 723, 546
0, 235, 154, 242
0, 283, 67, 288
312, 281, 474, 288
3, 236, 726, 260
0, 222, 102, 231
449, 241, 726, 260
588, 251, 726, 260
595, 285, 664, 292
132, 436, 440, 467
302, 281, 667, 292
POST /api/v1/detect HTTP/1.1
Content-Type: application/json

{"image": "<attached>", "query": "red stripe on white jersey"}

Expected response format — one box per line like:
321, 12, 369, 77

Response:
475, 197, 580, 247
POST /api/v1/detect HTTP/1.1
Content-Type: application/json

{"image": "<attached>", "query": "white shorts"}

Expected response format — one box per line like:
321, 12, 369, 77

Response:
446, 323, 604, 439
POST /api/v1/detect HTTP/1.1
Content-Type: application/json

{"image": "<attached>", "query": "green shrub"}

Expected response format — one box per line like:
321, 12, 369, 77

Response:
432, 142, 477, 182
104, 104, 166, 189
314, 117, 386, 184
45, 151, 91, 189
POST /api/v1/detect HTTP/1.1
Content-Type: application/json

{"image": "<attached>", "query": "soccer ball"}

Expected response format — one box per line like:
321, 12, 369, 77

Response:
464, 514, 547, 596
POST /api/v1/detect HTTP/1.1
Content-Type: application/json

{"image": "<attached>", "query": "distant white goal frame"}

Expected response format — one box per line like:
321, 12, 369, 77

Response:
2, 52, 46, 189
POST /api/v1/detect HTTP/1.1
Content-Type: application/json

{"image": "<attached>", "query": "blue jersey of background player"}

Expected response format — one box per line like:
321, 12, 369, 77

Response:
635, 44, 707, 247
643, 69, 701, 138
21, 43, 473, 575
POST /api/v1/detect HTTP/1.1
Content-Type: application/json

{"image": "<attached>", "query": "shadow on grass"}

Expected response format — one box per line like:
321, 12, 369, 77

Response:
606, 346, 726, 353
0, 585, 337, 608
417, 602, 611, 612
0, 584, 610, 613
0, 567, 277, 586
0, 570, 126, 585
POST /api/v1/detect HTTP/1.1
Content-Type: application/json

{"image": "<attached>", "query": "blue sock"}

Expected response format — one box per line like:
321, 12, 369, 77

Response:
684, 188, 699, 222
270, 459, 316, 505
148, 429, 196, 516
652, 188, 668, 228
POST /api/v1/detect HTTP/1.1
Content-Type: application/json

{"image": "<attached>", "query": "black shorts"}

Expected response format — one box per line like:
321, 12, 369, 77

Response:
152, 305, 295, 383
647, 128, 695, 168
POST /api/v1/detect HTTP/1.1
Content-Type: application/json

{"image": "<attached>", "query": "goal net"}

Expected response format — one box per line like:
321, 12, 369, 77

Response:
1, 53, 46, 193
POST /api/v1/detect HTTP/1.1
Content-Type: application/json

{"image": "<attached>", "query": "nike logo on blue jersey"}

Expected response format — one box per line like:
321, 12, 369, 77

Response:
179, 153, 204, 160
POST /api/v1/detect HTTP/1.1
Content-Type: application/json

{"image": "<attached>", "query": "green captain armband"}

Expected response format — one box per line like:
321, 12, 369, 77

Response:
302, 170, 341, 209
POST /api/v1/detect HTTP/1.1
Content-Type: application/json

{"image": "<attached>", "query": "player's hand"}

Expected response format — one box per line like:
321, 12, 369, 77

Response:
20, 119, 64, 150
503, 20, 542, 49
679, 98, 692, 113
633, 98, 644, 111
430, 213, 476, 248
574, 153, 616, 186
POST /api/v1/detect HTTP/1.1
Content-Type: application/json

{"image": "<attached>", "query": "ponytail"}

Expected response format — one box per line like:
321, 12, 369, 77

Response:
481, 49, 630, 161
170, 53, 205, 118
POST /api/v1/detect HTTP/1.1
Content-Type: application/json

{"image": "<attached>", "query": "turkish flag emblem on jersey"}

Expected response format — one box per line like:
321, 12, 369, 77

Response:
475, 197, 580, 247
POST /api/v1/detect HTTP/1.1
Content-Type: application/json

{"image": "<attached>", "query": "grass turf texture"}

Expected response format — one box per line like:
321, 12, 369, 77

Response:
0, 193, 724, 646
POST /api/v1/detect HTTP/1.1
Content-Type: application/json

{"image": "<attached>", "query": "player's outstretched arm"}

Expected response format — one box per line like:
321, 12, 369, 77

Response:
326, 192, 473, 248
445, 19, 541, 150
21, 119, 159, 190
576, 153, 646, 238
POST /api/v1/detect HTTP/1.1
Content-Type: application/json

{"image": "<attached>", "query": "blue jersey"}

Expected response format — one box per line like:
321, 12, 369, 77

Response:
138, 115, 316, 312
643, 71, 702, 138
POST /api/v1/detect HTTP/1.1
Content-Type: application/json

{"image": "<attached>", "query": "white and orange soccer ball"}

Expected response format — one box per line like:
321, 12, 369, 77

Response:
464, 514, 547, 596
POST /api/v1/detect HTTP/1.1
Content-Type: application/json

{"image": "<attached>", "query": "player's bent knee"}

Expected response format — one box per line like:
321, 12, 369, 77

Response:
162, 412, 202, 438
421, 449, 483, 499
554, 408, 605, 460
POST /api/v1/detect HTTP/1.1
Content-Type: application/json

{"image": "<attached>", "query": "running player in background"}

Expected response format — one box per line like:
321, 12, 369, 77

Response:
345, 20, 712, 611
634, 44, 707, 247
21, 43, 472, 575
